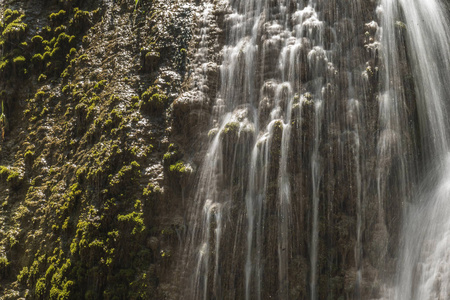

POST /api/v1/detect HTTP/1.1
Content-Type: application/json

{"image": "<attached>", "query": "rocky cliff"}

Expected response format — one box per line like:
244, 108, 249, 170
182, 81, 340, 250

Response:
0, 0, 197, 298
0, 0, 449, 299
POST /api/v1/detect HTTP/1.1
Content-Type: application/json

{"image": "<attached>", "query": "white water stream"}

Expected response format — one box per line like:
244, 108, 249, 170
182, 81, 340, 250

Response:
379, 0, 450, 298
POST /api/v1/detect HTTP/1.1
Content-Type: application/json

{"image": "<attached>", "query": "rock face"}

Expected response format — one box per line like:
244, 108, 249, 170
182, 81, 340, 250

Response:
0, 0, 447, 299
0, 0, 196, 298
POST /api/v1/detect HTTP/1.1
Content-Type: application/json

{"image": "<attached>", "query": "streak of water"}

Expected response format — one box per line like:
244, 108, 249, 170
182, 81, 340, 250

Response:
378, 0, 450, 298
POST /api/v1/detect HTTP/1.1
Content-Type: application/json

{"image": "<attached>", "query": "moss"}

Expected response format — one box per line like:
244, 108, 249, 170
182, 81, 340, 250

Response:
13, 56, 25, 63
78, 54, 88, 62
17, 266, 29, 284
62, 84, 71, 93
169, 160, 191, 174
222, 121, 239, 135
0, 256, 10, 279
163, 146, 180, 165
43, 39, 54, 47
73, 8, 90, 21
140, 86, 168, 113
1, 14, 27, 44
93, 80, 107, 91
143, 183, 161, 197
60, 66, 71, 78
35, 277, 47, 297
49, 10, 67, 25
0, 2, 173, 298
43, 51, 51, 61
208, 128, 219, 138
117, 210, 145, 236
102, 160, 141, 197
0, 58, 11, 75
55, 32, 75, 50
2, 9, 21, 24
50, 47, 62, 58
35, 90, 46, 99
131, 95, 139, 108
0, 166, 22, 189
38, 74, 47, 82
70, 8, 91, 32
66, 47, 77, 61
24, 150, 35, 162
31, 53, 43, 63
7, 170, 23, 189
54, 25, 67, 35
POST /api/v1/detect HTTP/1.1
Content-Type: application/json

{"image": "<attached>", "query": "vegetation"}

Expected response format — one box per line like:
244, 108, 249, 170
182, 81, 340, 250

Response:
0, 0, 193, 298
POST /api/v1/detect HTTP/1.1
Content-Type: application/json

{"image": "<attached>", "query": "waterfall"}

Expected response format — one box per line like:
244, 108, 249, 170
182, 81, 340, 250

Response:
378, 0, 450, 298
177, 0, 450, 298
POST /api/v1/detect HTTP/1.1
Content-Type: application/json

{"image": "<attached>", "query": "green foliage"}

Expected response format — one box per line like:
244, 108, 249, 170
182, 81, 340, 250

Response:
0, 165, 22, 189
169, 161, 188, 173
24, 150, 35, 162
140, 86, 168, 113
69, 47, 76, 55
0, 58, 10, 74
117, 210, 145, 236
0, 10, 28, 80
71, 8, 91, 32
54, 25, 67, 35
55, 183, 81, 223
2, 9, 21, 24
55, 33, 75, 51
1, 13, 27, 44
0, 256, 10, 279
163, 147, 180, 165
0, 166, 10, 178
13, 56, 25, 63
38, 73, 47, 82
7, 170, 21, 183
35, 277, 47, 297
0, 2, 170, 298
49, 10, 67, 25
109, 161, 141, 193
31, 35, 43, 44
17, 266, 29, 284
43, 51, 51, 61
31, 53, 43, 64
222, 121, 240, 135
93, 80, 107, 91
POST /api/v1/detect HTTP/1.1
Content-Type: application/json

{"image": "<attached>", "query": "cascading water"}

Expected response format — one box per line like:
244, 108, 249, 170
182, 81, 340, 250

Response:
377, 0, 450, 298
181, 0, 370, 298
176, 0, 450, 299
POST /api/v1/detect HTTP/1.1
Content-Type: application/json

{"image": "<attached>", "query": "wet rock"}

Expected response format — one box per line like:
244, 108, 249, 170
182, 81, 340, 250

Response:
172, 91, 210, 139
143, 51, 160, 73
